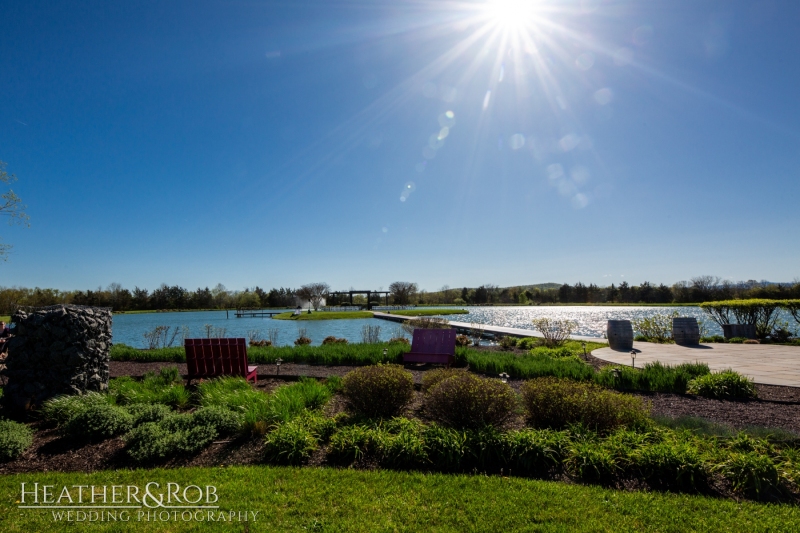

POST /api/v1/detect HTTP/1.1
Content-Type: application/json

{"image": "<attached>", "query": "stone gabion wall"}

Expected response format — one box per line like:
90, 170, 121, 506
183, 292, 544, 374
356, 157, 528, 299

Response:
3, 304, 112, 409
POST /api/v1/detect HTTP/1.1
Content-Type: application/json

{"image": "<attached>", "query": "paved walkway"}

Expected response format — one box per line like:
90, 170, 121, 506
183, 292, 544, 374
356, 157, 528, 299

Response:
592, 342, 800, 387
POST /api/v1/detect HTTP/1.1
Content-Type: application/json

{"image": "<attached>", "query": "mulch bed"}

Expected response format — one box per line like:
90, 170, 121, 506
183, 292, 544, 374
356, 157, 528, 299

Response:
3, 358, 800, 476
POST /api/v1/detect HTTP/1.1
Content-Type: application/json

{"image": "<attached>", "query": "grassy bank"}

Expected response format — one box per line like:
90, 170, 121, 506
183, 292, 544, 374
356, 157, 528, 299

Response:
1, 466, 798, 532
389, 309, 468, 316
272, 311, 374, 320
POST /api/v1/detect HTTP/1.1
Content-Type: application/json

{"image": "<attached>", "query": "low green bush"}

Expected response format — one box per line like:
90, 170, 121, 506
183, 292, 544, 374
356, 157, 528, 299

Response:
498, 336, 517, 350
0, 419, 34, 462
521, 378, 650, 434
515, 337, 539, 350
424, 374, 517, 430
294, 336, 312, 346
192, 405, 242, 436
327, 425, 385, 464
421, 368, 469, 392
687, 370, 757, 400
727, 337, 748, 344
64, 403, 134, 440
503, 428, 570, 477
566, 439, 621, 483
39, 392, 113, 426
341, 364, 414, 418
455, 334, 470, 347
380, 418, 428, 469
322, 336, 348, 345
701, 335, 726, 343
124, 403, 173, 426
462, 350, 595, 381
422, 424, 467, 472
124, 420, 216, 463
632, 440, 707, 491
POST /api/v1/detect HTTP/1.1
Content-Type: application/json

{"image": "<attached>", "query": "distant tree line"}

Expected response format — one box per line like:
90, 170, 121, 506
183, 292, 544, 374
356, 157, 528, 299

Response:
1, 276, 798, 315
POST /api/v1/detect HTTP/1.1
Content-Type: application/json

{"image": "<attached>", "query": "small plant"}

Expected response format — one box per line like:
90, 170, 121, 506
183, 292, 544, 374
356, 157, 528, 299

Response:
701, 335, 726, 343
455, 334, 470, 347
322, 336, 348, 345
516, 337, 539, 350
718, 452, 779, 497
687, 370, 758, 400
341, 364, 414, 418
294, 336, 312, 346
247, 329, 263, 345
389, 337, 410, 345
727, 337, 748, 344
250, 339, 272, 347
361, 324, 382, 344
631, 311, 678, 343
743, 339, 760, 345
504, 428, 569, 477
632, 440, 707, 490
39, 392, 113, 426
0, 419, 34, 462
521, 378, 650, 434
264, 417, 319, 465
498, 336, 517, 350
142, 325, 183, 350
531, 318, 576, 347
124, 418, 217, 463
64, 403, 134, 440
566, 440, 620, 483
192, 405, 243, 436
109, 368, 191, 409
424, 373, 517, 430
124, 403, 173, 426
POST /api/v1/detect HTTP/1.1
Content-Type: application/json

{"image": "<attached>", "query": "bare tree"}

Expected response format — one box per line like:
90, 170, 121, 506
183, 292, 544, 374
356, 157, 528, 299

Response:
297, 282, 330, 310
389, 281, 418, 305
0, 161, 30, 260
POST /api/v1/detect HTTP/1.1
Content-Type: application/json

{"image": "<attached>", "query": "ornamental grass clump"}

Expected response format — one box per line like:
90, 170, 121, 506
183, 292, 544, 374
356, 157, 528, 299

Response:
0, 419, 34, 462
687, 370, 757, 400
39, 392, 114, 426
521, 377, 650, 434
341, 364, 414, 419
424, 373, 517, 430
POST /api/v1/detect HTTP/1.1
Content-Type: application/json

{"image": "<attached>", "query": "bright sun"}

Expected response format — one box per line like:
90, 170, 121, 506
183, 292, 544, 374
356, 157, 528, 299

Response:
485, 0, 536, 30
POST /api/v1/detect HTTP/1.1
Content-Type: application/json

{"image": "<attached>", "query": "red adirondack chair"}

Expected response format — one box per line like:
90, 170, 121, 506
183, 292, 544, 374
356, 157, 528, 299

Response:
402, 329, 457, 366
184, 338, 257, 383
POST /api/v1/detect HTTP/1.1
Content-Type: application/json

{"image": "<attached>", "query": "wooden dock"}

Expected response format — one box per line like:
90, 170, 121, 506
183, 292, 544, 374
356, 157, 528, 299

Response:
371, 312, 599, 342
234, 309, 285, 318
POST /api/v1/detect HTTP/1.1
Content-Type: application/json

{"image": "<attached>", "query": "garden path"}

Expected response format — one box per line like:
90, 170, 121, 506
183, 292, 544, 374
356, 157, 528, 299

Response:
592, 342, 800, 387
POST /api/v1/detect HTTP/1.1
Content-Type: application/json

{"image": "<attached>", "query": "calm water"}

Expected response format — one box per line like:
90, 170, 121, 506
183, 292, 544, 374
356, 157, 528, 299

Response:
109, 306, 764, 348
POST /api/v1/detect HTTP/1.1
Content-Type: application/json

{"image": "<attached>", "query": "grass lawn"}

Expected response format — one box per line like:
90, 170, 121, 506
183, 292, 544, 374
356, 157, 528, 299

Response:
0, 315, 9, 323
390, 309, 469, 317
1, 466, 798, 532
272, 311, 375, 320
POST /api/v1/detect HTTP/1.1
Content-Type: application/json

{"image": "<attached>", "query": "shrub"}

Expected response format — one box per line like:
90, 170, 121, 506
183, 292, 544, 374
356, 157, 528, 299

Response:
743, 339, 760, 345
701, 335, 726, 343
124, 403, 173, 426
389, 337, 410, 345
192, 406, 242, 436
498, 336, 517, 350
531, 318, 576, 347
727, 337, 747, 344
249, 340, 272, 347
421, 367, 469, 392
269, 378, 334, 423
521, 378, 650, 434
631, 312, 677, 343
0, 419, 34, 462
718, 452, 779, 497
455, 335, 470, 347
700, 299, 783, 339
64, 403, 134, 440
566, 440, 621, 483
294, 336, 312, 346
515, 337, 539, 350
341, 364, 414, 418
380, 418, 428, 469
327, 425, 385, 463
770, 327, 793, 343
39, 392, 113, 426
424, 374, 517, 430
322, 336, 348, 345
124, 420, 217, 463
687, 370, 757, 400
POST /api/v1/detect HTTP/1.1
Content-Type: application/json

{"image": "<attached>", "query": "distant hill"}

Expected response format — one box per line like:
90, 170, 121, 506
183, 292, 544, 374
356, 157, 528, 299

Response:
506, 283, 562, 292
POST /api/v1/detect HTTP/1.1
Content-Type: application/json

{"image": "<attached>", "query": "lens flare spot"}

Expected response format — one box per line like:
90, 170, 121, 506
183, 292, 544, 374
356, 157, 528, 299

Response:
483, 90, 492, 110
575, 53, 595, 71
438, 127, 450, 140
593, 88, 613, 105
510, 134, 526, 150
547, 164, 564, 182
559, 134, 579, 152
571, 166, 590, 184
571, 193, 589, 209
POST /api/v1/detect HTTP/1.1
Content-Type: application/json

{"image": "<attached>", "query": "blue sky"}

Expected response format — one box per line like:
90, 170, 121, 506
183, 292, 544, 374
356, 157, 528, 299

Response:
1, 0, 798, 292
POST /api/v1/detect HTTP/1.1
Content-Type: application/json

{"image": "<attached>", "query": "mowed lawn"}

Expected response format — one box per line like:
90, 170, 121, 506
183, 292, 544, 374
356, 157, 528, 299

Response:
2, 466, 799, 532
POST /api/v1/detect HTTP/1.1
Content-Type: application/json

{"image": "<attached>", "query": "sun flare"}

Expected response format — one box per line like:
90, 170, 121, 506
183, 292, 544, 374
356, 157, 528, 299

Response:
485, 0, 536, 30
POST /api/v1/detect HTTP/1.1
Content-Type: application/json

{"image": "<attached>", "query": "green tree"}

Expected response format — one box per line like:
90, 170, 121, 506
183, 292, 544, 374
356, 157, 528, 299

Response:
0, 161, 30, 259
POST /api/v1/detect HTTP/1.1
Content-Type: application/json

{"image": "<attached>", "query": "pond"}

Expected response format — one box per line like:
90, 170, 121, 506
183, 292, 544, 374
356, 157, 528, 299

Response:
108, 305, 772, 348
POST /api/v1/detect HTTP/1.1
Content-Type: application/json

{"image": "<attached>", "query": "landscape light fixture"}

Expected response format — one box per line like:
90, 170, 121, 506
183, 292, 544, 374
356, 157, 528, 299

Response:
581, 342, 587, 359
612, 367, 621, 382
383, 348, 388, 358
499, 372, 509, 383
276, 358, 283, 375
630, 350, 636, 368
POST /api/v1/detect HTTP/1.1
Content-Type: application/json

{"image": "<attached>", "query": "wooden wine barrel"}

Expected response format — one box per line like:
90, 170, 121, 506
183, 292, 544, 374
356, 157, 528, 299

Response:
606, 320, 633, 351
672, 317, 700, 345
722, 324, 757, 340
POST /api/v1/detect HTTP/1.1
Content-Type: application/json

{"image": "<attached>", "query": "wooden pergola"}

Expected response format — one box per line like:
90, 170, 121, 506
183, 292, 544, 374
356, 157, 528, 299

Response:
328, 290, 390, 310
